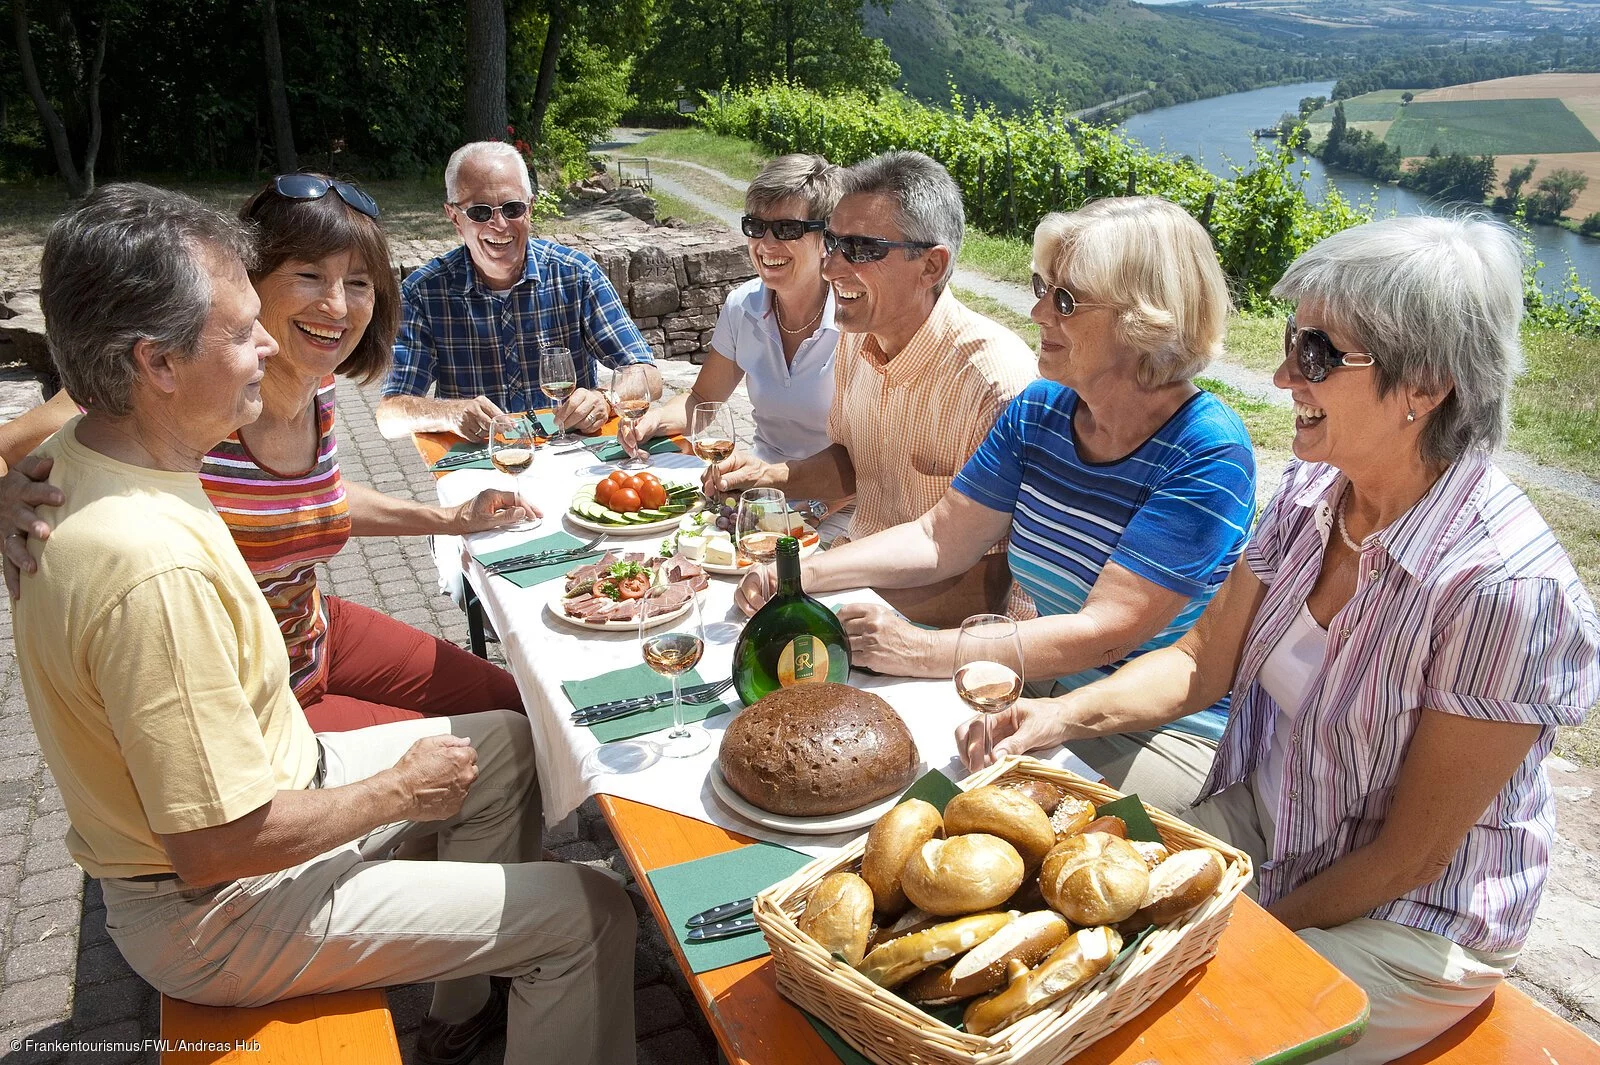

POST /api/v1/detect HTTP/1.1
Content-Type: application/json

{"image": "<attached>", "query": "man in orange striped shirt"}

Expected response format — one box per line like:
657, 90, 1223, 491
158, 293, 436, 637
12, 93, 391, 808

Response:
709, 152, 1037, 626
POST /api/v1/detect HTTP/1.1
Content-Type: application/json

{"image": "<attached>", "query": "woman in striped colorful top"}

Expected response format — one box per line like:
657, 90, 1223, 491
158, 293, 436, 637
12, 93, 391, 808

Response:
968, 215, 1600, 1063
1, 176, 533, 731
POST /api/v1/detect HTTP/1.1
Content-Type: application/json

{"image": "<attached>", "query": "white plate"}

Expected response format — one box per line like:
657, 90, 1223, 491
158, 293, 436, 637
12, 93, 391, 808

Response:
670, 526, 821, 575
543, 581, 695, 632
567, 481, 704, 536
709, 762, 924, 835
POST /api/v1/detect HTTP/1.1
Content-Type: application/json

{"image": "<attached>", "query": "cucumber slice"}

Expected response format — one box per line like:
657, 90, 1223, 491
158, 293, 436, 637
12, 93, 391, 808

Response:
637, 508, 669, 520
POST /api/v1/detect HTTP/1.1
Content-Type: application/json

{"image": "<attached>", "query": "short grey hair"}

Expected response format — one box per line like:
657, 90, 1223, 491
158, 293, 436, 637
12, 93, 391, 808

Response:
841, 151, 964, 291
40, 183, 256, 417
1272, 214, 1524, 466
746, 154, 843, 219
444, 141, 533, 202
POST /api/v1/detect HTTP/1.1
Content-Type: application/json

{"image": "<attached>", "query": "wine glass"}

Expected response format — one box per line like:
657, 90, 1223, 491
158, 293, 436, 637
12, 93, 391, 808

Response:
488, 413, 539, 531
640, 581, 709, 758
540, 345, 578, 444
689, 402, 737, 467
736, 488, 791, 600
611, 365, 652, 469
954, 614, 1025, 768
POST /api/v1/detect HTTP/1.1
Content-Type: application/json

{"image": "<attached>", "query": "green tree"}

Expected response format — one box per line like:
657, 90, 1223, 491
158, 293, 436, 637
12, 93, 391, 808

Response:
1526, 168, 1588, 222
11, 0, 113, 196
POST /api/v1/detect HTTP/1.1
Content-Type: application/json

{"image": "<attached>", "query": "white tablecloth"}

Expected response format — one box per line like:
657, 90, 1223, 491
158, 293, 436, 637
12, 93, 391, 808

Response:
434, 445, 1095, 858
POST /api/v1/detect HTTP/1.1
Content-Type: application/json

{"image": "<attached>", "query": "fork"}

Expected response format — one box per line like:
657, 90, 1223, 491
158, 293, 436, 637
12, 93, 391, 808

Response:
571, 677, 734, 726
484, 534, 605, 575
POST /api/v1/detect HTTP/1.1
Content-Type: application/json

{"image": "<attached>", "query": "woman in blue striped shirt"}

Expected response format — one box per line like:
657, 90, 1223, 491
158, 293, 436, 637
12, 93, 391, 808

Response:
970, 215, 1600, 1063
736, 196, 1257, 813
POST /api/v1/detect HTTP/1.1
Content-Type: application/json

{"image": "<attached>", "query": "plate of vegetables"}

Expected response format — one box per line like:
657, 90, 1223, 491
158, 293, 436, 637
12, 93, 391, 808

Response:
567, 471, 703, 534
545, 553, 708, 630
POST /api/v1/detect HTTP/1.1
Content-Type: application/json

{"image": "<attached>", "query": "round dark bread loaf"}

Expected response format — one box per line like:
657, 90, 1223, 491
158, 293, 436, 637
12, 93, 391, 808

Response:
719, 683, 919, 816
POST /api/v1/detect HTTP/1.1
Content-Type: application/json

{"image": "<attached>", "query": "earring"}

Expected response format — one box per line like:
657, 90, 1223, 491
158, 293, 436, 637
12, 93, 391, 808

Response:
1406, 408, 1416, 423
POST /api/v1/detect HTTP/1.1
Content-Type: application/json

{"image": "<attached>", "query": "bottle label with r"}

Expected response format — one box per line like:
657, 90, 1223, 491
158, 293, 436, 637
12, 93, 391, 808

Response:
776, 634, 828, 687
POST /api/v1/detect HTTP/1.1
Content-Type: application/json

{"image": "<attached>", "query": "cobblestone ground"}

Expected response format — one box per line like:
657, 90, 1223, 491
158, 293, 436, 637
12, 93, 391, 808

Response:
0, 358, 734, 1064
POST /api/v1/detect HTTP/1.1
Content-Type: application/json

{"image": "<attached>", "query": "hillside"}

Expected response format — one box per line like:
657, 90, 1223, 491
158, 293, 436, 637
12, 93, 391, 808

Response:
865, 0, 1387, 113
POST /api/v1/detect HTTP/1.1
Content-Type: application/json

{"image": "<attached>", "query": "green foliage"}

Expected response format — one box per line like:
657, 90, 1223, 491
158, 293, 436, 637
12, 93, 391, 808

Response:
1581, 212, 1600, 237
1526, 168, 1589, 224
695, 83, 1368, 307
1385, 99, 1600, 158
1314, 103, 1402, 182
1331, 37, 1600, 99
1399, 151, 1497, 203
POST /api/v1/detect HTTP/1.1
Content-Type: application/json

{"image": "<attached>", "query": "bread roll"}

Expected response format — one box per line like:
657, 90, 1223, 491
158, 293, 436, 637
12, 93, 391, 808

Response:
944, 786, 1056, 873
903, 910, 1071, 1003
902, 834, 1025, 916
995, 778, 1065, 815
868, 906, 939, 951
1039, 832, 1150, 926
1130, 840, 1170, 869
1080, 815, 1127, 839
856, 912, 1013, 988
798, 872, 875, 965
861, 799, 943, 917
1049, 797, 1096, 839
962, 926, 1122, 1035
1133, 848, 1226, 926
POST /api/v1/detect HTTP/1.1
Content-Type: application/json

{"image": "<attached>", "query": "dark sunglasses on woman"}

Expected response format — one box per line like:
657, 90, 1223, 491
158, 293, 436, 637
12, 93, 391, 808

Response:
822, 229, 937, 264
741, 215, 826, 241
1030, 272, 1108, 317
272, 174, 381, 219
1284, 313, 1378, 383
451, 200, 531, 223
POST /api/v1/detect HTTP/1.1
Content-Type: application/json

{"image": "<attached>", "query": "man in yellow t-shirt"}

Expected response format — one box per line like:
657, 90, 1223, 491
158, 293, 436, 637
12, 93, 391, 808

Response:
10, 182, 636, 1065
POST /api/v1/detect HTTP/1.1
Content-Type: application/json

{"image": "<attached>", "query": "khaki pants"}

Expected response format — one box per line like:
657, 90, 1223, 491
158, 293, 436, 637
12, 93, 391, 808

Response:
101, 710, 637, 1065
1185, 783, 1515, 1065
1066, 728, 1219, 815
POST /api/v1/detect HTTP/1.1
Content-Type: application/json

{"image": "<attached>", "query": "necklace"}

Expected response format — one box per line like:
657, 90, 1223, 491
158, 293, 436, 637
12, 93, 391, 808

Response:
1336, 485, 1375, 554
774, 291, 825, 336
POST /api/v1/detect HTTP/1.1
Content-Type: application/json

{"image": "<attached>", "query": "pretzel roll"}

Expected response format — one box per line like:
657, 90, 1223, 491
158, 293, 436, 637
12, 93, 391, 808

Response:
1049, 796, 1096, 839
944, 786, 1056, 874
962, 926, 1122, 1035
856, 912, 1013, 988
1080, 815, 1127, 839
861, 799, 943, 918
903, 910, 1071, 1003
1039, 832, 1150, 926
1133, 848, 1226, 926
798, 872, 876, 965
1130, 840, 1171, 869
902, 834, 1025, 916
995, 778, 1065, 815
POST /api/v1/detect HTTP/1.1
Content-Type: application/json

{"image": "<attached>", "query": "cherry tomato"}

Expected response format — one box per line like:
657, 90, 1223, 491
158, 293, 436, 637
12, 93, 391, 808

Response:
616, 574, 651, 599
636, 472, 661, 488
611, 487, 641, 513
605, 470, 630, 488
594, 480, 616, 507
637, 480, 667, 510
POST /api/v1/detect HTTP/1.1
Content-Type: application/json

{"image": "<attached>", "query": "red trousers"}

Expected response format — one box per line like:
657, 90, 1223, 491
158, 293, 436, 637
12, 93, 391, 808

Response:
299, 596, 524, 732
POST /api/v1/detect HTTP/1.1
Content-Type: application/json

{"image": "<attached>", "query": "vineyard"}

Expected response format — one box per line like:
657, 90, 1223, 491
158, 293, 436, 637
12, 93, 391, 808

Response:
695, 83, 1369, 308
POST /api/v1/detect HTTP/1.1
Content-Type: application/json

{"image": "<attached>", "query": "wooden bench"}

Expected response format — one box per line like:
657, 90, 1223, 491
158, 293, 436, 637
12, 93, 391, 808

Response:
1390, 984, 1599, 1064
159, 989, 400, 1064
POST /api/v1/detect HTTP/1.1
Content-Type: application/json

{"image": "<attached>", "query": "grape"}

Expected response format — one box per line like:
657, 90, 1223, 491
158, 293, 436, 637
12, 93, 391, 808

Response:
716, 516, 731, 531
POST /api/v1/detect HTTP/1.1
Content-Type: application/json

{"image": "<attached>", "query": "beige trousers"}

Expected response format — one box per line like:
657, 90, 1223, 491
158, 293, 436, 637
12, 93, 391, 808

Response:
101, 710, 637, 1065
1185, 782, 1515, 1065
1066, 727, 1220, 815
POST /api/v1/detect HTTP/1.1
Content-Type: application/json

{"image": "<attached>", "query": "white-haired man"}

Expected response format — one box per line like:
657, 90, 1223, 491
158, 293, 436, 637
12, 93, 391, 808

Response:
376, 141, 662, 440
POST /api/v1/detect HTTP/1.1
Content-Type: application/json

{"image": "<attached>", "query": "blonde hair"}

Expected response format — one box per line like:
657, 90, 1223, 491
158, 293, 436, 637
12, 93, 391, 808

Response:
1033, 196, 1230, 388
746, 154, 843, 219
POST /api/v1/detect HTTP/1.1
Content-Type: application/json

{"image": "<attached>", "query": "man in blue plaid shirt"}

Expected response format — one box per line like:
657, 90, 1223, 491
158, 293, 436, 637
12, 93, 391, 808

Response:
376, 142, 661, 441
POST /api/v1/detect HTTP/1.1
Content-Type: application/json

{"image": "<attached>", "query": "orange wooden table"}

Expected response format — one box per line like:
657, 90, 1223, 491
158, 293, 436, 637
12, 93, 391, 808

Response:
417, 425, 1369, 1065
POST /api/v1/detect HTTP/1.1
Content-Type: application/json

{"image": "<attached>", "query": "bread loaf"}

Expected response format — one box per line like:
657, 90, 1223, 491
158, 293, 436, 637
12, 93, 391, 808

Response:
861, 800, 943, 917
856, 912, 1013, 988
962, 926, 1122, 1035
718, 684, 918, 816
943, 786, 1056, 873
798, 872, 876, 965
1039, 832, 1150, 926
901, 834, 1025, 916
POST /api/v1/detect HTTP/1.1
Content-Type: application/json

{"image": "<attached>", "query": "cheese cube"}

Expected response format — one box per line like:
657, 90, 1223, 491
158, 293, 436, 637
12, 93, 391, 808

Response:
703, 538, 736, 567
677, 533, 707, 561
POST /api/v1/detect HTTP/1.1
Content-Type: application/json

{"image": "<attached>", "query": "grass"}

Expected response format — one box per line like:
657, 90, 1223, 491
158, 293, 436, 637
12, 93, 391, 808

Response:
960, 229, 1034, 287
1385, 99, 1600, 158
643, 160, 745, 213
630, 130, 769, 183
650, 189, 718, 226
952, 286, 1039, 349
1525, 485, 1600, 767
1511, 328, 1600, 479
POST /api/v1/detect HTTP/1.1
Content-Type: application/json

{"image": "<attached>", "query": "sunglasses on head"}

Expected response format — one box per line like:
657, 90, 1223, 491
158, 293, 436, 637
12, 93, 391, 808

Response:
1284, 314, 1377, 383
822, 229, 937, 264
1030, 273, 1106, 317
272, 174, 380, 219
741, 215, 826, 241
451, 200, 530, 224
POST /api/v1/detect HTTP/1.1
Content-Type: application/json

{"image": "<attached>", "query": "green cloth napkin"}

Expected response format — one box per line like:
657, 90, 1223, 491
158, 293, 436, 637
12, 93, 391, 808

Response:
562, 662, 731, 743
532, 411, 558, 436
588, 435, 682, 463
646, 842, 811, 974
1097, 792, 1162, 844
899, 768, 963, 811
431, 440, 494, 471
471, 531, 601, 589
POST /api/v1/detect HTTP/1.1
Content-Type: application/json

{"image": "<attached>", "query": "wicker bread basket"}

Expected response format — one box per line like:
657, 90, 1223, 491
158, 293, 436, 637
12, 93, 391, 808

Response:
752, 755, 1254, 1065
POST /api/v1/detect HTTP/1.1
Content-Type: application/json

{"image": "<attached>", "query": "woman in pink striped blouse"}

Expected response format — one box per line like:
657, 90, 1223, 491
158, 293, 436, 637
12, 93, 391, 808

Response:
963, 215, 1599, 1062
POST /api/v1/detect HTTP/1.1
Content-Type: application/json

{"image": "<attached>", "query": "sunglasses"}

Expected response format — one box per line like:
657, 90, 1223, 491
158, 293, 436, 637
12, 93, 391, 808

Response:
822, 229, 937, 264
741, 215, 826, 241
272, 174, 380, 219
1031, 273, 1106, 317
1284, 314, 1377, 383
450, 200, 530, 224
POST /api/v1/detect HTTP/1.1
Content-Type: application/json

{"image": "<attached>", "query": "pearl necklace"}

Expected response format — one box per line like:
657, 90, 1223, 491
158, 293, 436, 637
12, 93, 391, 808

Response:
1336, 485, 1377, 554
774, 292, 825, 336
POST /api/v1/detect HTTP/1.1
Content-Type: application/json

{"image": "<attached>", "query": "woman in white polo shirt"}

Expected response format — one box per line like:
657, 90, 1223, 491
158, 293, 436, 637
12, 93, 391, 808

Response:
622, 154, 842, 465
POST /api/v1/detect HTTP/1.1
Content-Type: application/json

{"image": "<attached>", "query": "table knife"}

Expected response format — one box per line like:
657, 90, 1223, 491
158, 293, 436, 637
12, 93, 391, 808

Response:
570, 699, 665, 727
685, 915, 759, 942
571, 681, 719, 718
686, 896, 755, 928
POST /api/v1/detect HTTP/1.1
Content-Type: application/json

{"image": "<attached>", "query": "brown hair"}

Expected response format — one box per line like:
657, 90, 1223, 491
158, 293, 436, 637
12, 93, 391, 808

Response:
239, 175, 399, 385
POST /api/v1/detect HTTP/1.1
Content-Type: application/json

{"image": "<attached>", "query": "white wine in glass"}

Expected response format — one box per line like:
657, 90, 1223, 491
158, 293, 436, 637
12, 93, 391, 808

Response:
640, 584, 709, 758
612, 365, 652, 469
541, 345, 578, 444
488, 413, 539, 531
689, 401, 737, 464
954, 614, 1025, 768
736, 488, 791, 598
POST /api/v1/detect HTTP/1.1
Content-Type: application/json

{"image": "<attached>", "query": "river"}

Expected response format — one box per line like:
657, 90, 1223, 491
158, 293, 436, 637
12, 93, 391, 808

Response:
1118, 80, 1600, 292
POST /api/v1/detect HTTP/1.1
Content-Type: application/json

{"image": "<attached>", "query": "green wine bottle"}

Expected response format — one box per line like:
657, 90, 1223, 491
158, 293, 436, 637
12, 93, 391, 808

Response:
732, 536, 851, 705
